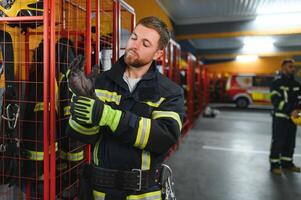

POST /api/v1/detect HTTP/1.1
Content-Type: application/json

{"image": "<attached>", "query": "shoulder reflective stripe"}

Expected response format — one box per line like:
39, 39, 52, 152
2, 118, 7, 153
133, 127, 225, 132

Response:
134, 118, 151, 149
270, 158, 280, 163
126, 190, 162, 200
270, 90, 281, 97
293, 87, 300, 91
152, 111, 182, 131
64, 106, 70, 116
278, 101, 285, 110
93, 190, 105, 200
66, 151, 84, 161
27, 142, 58, 161
275, 112, 289, 119
95, 89, 121, 105
281, 156, 293, 161
280, 86, 289, 91
34, 102, 44, 112
141, 150, 151, 170
298, 96, 301, 99
144, 97, 166, 108
68, 118, 100, 135
93, 139, 101, 166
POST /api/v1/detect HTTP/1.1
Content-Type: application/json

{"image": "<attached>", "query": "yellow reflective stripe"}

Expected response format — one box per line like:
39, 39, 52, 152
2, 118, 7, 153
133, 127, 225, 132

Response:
59, 72, 65, 84
34, 102, 44, 112
69, 118, 100, 135
141, 150, 151, 170
134, 118, 151, 149
270, 158, 280, 163
280, 86, 289, 91
55, 79, 59, 112
281, 157, 293, 161
93, 190, 106, 200
95, 89, 121, 105
66, 151, 84, 161
278, 101, 285, 110
27, 142, 58, 161
27, 150, 44, 161
144, 97, 166, 108
152, 111, 182, 131
127, 190, 162, 200
93, 139, 101, 166
270, 90, 281, 97
275, 112, 290, 119
64, 106, 70, 116
293, 87, 299, 91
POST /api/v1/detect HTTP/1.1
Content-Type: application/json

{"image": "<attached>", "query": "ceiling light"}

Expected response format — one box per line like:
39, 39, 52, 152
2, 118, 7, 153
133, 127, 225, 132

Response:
242, 37, 275, 54
236, 55, 258, 62
255, 12, 301, 28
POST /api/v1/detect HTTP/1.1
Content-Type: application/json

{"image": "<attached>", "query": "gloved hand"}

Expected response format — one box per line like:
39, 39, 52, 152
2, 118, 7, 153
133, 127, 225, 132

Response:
71, 96, 122, 132
67, 55, 99, 98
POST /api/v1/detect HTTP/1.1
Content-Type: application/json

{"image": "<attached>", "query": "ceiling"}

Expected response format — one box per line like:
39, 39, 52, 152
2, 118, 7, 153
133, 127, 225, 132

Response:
156, 0, 301, 62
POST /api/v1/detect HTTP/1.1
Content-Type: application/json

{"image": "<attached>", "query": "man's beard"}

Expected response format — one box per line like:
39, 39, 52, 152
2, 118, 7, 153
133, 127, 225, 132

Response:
124, 49, 150, 68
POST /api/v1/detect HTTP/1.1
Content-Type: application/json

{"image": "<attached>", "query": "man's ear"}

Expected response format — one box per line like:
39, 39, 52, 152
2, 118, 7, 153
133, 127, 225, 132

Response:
153, 49, 164, 60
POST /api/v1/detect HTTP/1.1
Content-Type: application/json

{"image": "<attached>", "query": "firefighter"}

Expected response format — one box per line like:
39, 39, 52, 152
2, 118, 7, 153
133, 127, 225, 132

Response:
66, 16, 185, 200
270, 58, 301, 175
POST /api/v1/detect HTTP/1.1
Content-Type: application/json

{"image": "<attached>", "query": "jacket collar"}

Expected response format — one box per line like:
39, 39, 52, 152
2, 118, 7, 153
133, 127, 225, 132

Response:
106, 55, 158, 88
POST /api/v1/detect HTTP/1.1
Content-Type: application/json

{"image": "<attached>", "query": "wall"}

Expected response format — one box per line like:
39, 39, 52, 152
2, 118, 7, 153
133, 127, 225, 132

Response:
124, 0, 173, 31
206, 56, 288, 76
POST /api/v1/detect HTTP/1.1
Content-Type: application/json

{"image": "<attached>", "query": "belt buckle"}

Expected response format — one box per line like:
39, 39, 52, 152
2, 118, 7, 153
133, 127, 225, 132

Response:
131, 168, 142, 191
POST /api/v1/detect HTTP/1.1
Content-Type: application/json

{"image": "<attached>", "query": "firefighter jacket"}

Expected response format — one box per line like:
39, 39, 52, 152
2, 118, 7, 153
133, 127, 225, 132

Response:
67, 56, 185, 194
270, 72, 301, 119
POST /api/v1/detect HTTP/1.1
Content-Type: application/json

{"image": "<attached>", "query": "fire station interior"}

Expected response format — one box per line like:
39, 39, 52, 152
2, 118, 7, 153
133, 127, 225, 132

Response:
1, 0, 301, 199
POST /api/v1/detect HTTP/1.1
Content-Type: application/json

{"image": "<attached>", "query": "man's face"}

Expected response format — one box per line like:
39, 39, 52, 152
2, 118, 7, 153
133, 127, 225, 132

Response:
124, 24, 163, 68
282, 63, 295, 75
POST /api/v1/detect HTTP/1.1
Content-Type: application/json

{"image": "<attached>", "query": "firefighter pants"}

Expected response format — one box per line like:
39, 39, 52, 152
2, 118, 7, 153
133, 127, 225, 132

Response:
270, 116, 297, 167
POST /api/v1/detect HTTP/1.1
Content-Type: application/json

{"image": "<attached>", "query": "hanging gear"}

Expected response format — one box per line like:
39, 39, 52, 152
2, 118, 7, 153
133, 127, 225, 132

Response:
0, 29, 25, 186
0, 0, 44, 32
161, 164, 176, 200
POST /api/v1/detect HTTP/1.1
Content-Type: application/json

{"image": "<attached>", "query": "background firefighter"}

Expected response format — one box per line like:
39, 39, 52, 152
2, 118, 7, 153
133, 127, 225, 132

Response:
66, 16, 185, 200
269, 58, 301, 175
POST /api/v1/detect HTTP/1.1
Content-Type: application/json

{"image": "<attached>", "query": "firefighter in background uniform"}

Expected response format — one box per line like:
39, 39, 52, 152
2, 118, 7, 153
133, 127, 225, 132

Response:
270, 58, 301, 175
66, 16, 185, 200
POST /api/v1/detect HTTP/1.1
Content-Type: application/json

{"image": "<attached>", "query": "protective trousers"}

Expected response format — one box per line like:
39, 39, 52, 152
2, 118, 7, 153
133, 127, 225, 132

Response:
270, 116, 297, 168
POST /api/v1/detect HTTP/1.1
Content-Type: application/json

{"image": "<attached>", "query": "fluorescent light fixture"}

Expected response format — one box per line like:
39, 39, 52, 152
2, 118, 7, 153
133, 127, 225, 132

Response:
242, 37, 275, 54
236, 55, 258, 62
257, 2, 301, 15
255, 12, 301, 27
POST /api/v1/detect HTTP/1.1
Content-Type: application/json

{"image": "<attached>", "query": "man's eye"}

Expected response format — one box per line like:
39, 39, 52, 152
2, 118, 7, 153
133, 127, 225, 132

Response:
143, 42, 150, 47
131, 36, 137, 40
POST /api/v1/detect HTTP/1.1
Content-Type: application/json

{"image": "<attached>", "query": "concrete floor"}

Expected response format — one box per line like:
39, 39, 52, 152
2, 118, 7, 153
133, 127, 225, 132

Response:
166, 107, 301, 200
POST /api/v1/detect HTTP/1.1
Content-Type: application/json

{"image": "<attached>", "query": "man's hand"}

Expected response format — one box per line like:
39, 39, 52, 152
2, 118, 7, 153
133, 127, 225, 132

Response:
71, 96, 104, 126
291, 109, 301, 118
67, 55, 98, 98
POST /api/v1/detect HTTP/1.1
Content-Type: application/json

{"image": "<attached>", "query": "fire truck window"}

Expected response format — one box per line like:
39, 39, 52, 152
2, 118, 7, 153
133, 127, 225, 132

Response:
253, 76, 273, 87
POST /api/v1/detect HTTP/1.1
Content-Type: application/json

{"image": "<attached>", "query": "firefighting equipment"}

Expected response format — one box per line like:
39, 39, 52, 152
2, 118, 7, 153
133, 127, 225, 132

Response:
291, 111, 301, 125
0, 29, 25, 186
67, 55, 99, 98
71, 96, 122, 131
0, 0, 44, 31
67, 55, 185, 199
0, 0, 43, 17
161, 164, 176, 200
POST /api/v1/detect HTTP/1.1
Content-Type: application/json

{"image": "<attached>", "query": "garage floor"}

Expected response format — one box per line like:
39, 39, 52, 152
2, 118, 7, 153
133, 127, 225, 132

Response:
166, 107, 301, 200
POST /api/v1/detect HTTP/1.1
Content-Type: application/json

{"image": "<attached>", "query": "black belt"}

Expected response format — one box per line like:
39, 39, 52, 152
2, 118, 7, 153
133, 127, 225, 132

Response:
90, 165, 161, 191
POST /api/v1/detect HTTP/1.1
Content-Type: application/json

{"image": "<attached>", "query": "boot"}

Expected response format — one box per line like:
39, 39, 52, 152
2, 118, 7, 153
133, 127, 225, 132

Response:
271, 167, 282, 175
282, 163, 301, 173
